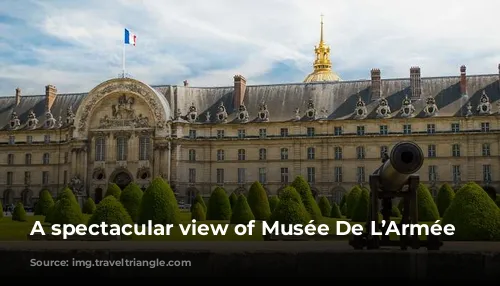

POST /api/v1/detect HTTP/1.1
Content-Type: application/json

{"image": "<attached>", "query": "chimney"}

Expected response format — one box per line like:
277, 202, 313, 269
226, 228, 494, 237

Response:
370, 68, 381, 100
15, 87, 21, 105
45, 85, 57, 111
233, 75, 247, 111
460, 65, 467, 95
410, 67, 421, 99
183, 80, 189, 87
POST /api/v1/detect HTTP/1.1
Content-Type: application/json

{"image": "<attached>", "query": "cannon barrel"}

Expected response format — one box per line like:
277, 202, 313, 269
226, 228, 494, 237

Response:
377, 141, 424, 192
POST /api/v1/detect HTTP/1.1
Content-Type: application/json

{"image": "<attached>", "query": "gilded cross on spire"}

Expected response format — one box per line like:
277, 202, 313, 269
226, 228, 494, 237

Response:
320, 14, 324, 45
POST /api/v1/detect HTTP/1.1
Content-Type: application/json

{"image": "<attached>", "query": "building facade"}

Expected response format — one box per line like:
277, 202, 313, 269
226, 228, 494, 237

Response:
1, 20, 500, 208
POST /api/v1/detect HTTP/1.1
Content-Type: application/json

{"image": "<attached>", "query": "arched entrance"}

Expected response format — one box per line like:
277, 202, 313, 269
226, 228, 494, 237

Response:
21, 189, 33, 207
2, 189, 13, 206
95, 188, 103, 204
482, 185, 497, 201
330, 186, 347, 204
186, 187, 198, 205
112, 171, 132, 190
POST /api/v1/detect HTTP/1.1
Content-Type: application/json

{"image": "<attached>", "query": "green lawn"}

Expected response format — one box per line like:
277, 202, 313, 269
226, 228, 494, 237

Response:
0, 213, 432, 241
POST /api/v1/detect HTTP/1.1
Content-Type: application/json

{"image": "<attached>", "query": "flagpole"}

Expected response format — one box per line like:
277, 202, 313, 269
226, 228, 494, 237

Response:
122, 43, 126, 78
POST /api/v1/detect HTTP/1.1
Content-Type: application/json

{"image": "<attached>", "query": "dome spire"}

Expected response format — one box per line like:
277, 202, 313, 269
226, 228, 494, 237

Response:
303, 14, 341, 83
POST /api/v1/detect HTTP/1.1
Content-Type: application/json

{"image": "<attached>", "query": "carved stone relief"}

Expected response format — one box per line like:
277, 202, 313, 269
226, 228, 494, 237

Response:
423, 96, 438, 117
354, 96, 367, 119
98, 94, 150, 128
26, 110, 38, 129
186, 102, 198, 123
294, 108, 301, 121
215, 102, 228, 123
375, 98, 391, 118
477, 90, 492, 115
44, 110, 57, 129
9, 112, 20, 130
237, 103, 249, 123
465, 102, 473, 117
305, 98, 316, 119
257, 102, 270, 122
400, 95, 416, 118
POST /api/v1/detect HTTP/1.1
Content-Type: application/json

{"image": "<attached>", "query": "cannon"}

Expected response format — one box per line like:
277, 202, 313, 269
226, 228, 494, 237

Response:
349, 141, 442, 250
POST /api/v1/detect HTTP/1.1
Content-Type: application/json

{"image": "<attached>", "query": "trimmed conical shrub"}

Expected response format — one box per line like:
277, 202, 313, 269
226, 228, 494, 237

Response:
229, 192, 238, 210
341, 203, 347, 216
191, 202, 206, 221
51, 197, 85, 225
339, 193, 348, 209
138, 177, 180, 224
346, 186, 363, 219
57, 187, 77, 202
291, 176, 322, 219
105, 183, 122, 200
35, 189, 54, 216
230, 194, 255, 224
391, 205, 401, 217
82, 197, 96, 214
207, 187, 232, 220
318, 196, 331, 217
191, 193, 207, 214
351, 188, 369, 222
442, 182, 500, 241
247, 181, 271, 220
268, 186, 309, 225
88, 196, 133, 228
12, 202, 27, 222
416, 183, 439, 221
330, 202, 342, 218
120, 182, 143, 222
269, 196, 280, 212
436, 183, 455, 217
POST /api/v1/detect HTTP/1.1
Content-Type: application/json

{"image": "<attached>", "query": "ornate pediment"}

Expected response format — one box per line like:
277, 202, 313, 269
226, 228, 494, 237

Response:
9, 112, 20, 130
25, 110, 38, 129
186, 102, 198, 123
257, 102, 270, 122
237, 103, 249, 123
304, 98, 316, 119
465, 102, 473, 117
354, 96, 367, 119
44, 110, 57, 129
98, 94, 150, 129
294, 108, 301, 121
423, 96, 438, 117
375, 98, 391, 118
477, 90, 492, 115
400, 95, 415, 118
215, 102, 228, 123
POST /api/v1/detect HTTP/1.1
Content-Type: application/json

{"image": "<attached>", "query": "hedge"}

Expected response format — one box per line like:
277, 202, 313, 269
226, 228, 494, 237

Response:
229, 192, 238, 210
317, 196, 331, 217
330, 202, 342, 218
269, 196, 280, 212
436, 183, 455, 217
137, 177, 180, 225
351, 188, 369, 222
120, 182, 143, 222
230, 194, 255, 224
105, 183, 122, 200
207, 187, 232, 220
268, 186, 309, 225
82, 197, 96, 214
34, 189, 54, 216
291, 176, 322, 219
12, 202, 27, 222
442, 182, 500, 241
191, 193, 207, 214
416, 183, 440, 221
247, 181, 271, 220
346, 186, 363, 219
50, 197, 85, 225
88, 196, 133, 228
191, 202, 206, 221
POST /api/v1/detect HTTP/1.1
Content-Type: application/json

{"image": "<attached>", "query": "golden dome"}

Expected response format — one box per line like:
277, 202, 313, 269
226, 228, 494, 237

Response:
303, 15, 341, 83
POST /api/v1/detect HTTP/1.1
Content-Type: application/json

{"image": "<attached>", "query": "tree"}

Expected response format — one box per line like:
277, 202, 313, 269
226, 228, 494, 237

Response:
442, 182, 500, 241
330, 202, 342, 218
120, 182, 143, 222
206, 187, 232, 220
82, 197, 96, 214
346, 186, 363, 219
191, 193, 207, 214
229, 192, 238, 210
247, 181, 271, 220
291, 176, 322, 219
269, 196, 280, 212
351, 188, 369, 222
57, 187, 77, 202
268, 186, 309, 225
105, 183, 122, 200
88, 196, 133, 228
34, 189, 54, 216
416, 183, 440, 221
191, 202, 206, 221
138, 177, 180, 225
50, 197, 85, 225
339, 193, 348, 210
436, 183, 455, 217
230, 194, 255, 224
12, 202, 27, 222
317, 196, 331, 217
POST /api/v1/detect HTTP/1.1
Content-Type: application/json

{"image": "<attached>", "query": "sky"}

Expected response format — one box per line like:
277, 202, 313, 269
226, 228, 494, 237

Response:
0, 0, 499, 96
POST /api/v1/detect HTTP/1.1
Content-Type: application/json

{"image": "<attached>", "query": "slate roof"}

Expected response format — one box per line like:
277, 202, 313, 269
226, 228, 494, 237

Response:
0, 74, 499, 130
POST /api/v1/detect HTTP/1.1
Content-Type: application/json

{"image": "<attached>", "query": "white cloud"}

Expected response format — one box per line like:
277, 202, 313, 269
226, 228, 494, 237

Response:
0, 0, 499, 95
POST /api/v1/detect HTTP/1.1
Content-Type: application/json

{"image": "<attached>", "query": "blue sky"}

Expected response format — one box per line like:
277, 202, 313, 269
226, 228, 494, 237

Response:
0, 0, 499, 96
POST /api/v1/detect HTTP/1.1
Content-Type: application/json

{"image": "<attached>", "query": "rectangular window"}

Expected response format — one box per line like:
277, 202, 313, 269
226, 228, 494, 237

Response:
357, 167, 365, 183
481, 122, 490, 132
188, 168, 196, 183
379, 125, 388, 135
427, 124, 435, 134
334, 167, 342, 183
189, 129, 197, 139
307, 167, 315, 183
307, 127, 315, 137
428, 165, 437, 182
483, 165, 492, 183
237, 168, 246, 184
217, 130, 224, 138
238, 129, 246, 138
280, 167, 289, 184
216, 169, 224, 184
259, 128, 267, 138
451, 123, 460, 133
95, 137, 106, 161
356, 126, 365, 135
428, 145, 436, 158
280, 148, 288, 160
280, 128, 288, 137
42, 171, 49, 185
44, 134, 50, 144
403, 124, 412, 134
452, 165, 461, 184
7, 172, 13, 185
334, 147, 342, 160
452, 144, 460, 157
334, 126, 343, 135
482, 143, 491, 156
259, 168, 267, 184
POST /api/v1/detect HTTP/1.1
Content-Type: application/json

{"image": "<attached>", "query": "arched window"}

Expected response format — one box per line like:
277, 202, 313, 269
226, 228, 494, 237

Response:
95, 137, 106, 161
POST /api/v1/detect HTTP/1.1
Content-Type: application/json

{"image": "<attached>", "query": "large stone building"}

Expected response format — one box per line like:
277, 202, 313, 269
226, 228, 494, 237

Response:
1, 19, 500, 208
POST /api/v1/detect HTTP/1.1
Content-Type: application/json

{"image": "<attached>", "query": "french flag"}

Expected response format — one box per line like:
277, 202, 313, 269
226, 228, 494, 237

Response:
124, 28, 137, 46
